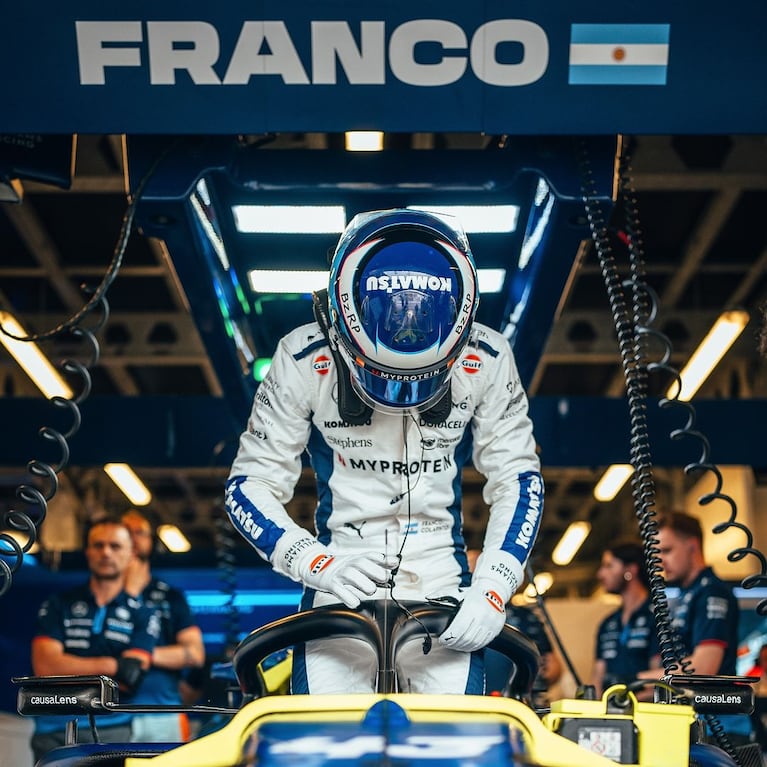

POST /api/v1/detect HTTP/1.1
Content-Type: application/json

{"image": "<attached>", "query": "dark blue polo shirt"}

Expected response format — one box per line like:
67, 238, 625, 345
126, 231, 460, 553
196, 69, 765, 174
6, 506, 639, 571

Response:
33, 583, 159, 733
595, 598, 658, 688
670, 566, 738, 675
669, 567, 750, 737
131, 578, 197, 706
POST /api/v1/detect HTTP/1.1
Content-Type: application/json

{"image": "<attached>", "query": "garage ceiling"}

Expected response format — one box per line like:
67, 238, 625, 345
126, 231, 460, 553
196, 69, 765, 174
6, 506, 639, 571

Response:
2, 132, 767, 598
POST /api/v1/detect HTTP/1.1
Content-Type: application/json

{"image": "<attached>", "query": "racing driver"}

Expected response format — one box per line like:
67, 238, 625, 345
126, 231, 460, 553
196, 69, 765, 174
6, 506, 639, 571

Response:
225, 208, 544, 694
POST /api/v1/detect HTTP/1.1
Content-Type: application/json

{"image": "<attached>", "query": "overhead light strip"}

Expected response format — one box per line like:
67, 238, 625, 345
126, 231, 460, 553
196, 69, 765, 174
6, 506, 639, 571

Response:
157, 524, 191, 553
104, 463, 152, 506
247, 268, 506, 294
665, 309, 749, 401
345, 131, 384, 151
551, 521, 591, 566
232, 204, 519, 234
594, 464, 634, 501
0, 312, 73, 399
232, 205, 347, 234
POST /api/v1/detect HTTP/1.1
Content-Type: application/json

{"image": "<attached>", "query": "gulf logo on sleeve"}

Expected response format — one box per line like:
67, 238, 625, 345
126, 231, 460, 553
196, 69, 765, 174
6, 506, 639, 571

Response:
569, 23, 670, 85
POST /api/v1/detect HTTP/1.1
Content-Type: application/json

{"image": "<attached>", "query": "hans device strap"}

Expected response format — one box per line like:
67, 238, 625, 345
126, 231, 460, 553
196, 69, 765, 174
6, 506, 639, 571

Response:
311, 289, 452, 425
419, 384, 452, 425
312, 289, 372, 426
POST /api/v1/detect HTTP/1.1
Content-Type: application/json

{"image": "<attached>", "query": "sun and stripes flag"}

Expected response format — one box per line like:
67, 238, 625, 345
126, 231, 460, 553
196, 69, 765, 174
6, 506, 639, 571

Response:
569, 23, 670, 85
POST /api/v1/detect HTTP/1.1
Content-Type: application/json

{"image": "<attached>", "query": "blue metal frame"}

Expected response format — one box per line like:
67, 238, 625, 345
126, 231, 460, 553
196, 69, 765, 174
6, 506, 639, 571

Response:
127, 135, 617, 418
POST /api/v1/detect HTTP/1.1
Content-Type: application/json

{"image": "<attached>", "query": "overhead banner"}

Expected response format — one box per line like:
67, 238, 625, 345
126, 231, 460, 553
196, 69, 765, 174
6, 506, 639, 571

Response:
2, 1, 766, 134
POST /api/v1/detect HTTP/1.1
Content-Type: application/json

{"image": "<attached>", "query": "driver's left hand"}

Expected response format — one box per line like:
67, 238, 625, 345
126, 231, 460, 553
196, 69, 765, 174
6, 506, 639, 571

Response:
437, 580, 507, 652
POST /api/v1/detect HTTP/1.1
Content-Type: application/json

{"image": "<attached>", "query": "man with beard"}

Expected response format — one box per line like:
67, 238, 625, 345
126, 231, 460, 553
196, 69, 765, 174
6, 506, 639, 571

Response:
591, 540, 659, 695
121, 510, 205, 743
638, 511, 753, 745
30, 517, 159, 762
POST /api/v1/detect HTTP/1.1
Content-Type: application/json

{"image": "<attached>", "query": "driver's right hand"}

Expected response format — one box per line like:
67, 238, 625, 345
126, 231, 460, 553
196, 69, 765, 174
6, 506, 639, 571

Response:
299, 550, 399, 608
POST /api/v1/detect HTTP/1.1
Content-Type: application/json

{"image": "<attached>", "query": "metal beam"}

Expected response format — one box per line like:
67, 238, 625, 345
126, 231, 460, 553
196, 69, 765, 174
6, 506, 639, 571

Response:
0, 396, 765, 469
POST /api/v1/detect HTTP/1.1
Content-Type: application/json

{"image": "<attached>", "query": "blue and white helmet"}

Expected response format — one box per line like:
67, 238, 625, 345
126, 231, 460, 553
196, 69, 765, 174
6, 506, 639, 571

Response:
328, 209, 479, 413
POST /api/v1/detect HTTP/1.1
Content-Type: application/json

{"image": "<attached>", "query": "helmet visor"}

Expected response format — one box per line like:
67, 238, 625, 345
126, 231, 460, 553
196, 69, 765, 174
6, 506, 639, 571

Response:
346, 360, 452, 416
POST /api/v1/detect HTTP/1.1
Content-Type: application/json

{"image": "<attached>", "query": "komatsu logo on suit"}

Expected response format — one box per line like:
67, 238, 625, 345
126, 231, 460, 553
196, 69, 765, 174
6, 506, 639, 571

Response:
366, 274, 451, 292
75, 19, 549, 86
514, 475, 543, 548
225, 492, 264, 542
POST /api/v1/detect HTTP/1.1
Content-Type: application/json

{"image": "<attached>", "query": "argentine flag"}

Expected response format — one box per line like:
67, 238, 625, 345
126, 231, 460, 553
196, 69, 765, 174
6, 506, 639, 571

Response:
569, 24, 670, 85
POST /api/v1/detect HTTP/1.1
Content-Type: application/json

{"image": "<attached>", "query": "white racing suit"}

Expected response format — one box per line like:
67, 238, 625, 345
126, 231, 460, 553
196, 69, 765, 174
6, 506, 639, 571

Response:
225, 320, 543, 694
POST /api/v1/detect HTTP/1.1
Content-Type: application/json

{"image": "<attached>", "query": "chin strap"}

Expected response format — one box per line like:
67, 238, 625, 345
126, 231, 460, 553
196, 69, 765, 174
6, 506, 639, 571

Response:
312, 289, 373, 426
311, 289, 453, 426
418, 384, 452, 425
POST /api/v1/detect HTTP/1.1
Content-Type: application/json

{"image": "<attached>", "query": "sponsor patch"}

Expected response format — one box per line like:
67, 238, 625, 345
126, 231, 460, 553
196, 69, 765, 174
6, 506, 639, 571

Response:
310, 554, 334, 575
485, 590, 505, 613
313, 354, 331, 375
461, 354, 482, 373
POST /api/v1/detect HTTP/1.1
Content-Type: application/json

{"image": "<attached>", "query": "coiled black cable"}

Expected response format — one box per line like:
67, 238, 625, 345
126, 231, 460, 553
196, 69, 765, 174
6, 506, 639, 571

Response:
578, 136, 764, 763
577, 137, 682, 675
0, 140, 175, 595
0, 297, 106, 597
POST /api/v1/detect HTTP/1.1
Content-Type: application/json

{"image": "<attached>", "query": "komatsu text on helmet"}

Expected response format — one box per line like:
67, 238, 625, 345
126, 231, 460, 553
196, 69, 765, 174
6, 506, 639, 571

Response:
328, 209, 479, 414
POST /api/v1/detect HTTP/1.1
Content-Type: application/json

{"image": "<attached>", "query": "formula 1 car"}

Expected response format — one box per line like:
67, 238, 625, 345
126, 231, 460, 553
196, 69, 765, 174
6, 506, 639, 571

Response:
14, 603, 758, 767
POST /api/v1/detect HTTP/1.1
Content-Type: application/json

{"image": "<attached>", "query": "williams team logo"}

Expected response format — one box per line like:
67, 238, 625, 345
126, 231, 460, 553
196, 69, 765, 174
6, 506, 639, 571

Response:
313, 354, 331, 375
461, 354, 482, 373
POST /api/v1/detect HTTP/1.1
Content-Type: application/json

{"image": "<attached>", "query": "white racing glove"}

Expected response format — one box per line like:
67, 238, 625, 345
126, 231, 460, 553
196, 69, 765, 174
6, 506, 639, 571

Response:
439, 550, 524, 653
273, 531, 398, 609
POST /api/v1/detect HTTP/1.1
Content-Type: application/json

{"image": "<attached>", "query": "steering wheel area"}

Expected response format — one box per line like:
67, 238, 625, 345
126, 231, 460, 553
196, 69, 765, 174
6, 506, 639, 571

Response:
232, 602, 540, 700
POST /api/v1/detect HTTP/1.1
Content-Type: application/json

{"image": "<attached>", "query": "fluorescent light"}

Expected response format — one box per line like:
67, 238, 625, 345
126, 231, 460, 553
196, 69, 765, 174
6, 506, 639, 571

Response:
551, 521, 591, 566
518, 192, 554, 270
104, 463, 152, 506
157, 524, 191, 553
345, 131, 384, 151
248, 268, 506, 295
190, 190, 230, 270
0, 312, 74, 399
665, 310, 750, 401
478, 268, 506, 294
407, 205, 519, 233
249, 270, 329, 294
523, 571, 554, 599
232, 205, 346, 234
594, 464, 634, 501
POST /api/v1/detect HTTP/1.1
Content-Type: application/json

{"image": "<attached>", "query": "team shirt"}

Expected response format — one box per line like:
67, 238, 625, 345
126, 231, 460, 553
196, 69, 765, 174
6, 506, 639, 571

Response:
595, 598, 658, 688
32, 583, 159, 732
669, 566, 738, 675
131, 578, 197, 705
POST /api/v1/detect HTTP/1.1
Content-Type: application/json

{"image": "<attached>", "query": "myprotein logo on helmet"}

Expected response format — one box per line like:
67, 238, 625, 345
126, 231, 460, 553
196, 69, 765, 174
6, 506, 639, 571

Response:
375, 367, 441, 382
365, 273, 452, 293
